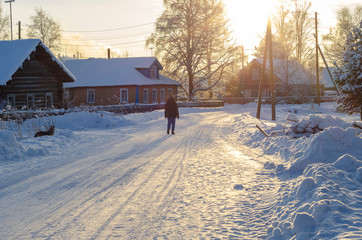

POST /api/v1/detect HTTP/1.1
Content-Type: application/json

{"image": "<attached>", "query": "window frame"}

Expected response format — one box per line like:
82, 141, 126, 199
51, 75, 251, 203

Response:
27, 93, 35, 109
252, 68, 260, 81
160, 88, 165, 103
45, 92, 53, 108
150, 65, 158, 79
152, 88, 157, 103
143, 88, 149, 103
7, 94, 16, 108
87, 89, 95, 104
120, 88, 129, 103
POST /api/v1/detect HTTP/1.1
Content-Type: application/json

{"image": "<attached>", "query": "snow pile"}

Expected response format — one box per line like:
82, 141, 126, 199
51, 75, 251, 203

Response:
55, 111, 135, 130
0, 130, 24, 161
286, 114, 352, 138
231, 104, 362, 239
286, 125, 362, 174
265, 154, 362, 239
0, 111, 137, 161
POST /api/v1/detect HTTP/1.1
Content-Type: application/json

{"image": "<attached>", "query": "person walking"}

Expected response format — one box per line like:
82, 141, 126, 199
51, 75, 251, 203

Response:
165, 94, 179, 135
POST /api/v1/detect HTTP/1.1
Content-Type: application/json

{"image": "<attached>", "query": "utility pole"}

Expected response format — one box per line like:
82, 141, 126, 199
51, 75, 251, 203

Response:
256, 21, 270, 119
17, 21, 21, 39
257, 16, 276, 121
241, 45, 245, 69
315, 12, 320, 105
268, 16, 276, 121
5, 0, 15, 40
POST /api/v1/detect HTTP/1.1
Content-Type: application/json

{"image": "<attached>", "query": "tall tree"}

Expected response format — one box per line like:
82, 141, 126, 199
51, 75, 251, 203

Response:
273, 0, 295, 61
271, 0, 314, 67
147, 0, 239, 100
334, 21, 362, 120
0, 3, 9, 40
27, 7, 62, 50
322, 5, 362, 66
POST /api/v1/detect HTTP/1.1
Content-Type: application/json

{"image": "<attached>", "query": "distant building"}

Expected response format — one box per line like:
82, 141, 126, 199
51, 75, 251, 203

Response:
62, 57, 181, 106
0, 39, 75, 109
234, 58, 323, 98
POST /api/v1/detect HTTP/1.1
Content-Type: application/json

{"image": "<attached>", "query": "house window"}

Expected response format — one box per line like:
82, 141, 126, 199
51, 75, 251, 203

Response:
45, 93, 53, 108
262, 88, 271, 97
7, 94, 16, 108
168, 88, 172, 96
252, 68, 260, 81
150, 65, 157, 79
87, 89, 95, 104
243, 89, 252, 97
152, 89, 157, 103
120, 89, 128, 103
143, 88, 149, 103
27, 93, 35, 109
160, 88, 165, 103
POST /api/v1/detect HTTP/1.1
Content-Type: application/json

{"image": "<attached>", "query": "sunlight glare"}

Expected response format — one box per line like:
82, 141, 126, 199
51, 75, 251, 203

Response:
224, 0, 277, 50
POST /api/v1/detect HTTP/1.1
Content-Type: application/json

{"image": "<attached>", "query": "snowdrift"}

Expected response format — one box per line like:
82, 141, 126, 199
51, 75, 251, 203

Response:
233, 105, 362, 239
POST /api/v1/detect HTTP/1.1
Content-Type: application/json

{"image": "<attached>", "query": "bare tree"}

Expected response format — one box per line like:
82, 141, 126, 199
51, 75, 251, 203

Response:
147, 0, 239, 100
322, 5, 362, 66
0, 3, 9, 40
27, 7, 62, 50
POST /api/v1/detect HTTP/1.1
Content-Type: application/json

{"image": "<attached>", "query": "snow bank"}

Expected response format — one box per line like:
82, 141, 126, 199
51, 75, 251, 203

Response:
0, 130, 24, 161
55, 111, 135, 130
232, 103, 361, 239
0, 111, 137, 162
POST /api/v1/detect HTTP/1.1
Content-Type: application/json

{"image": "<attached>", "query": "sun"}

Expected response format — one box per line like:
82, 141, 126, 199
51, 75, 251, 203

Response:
224, 0, 277, 51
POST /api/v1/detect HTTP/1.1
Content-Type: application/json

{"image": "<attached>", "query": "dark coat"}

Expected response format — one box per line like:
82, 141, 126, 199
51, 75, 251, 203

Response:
165, 97, 179, 118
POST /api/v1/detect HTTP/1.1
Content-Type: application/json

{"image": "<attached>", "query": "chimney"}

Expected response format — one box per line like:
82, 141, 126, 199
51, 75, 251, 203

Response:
107, 48, 111, 59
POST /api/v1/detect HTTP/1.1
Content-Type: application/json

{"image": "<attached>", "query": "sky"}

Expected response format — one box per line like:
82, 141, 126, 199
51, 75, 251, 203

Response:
2, 0, 361, 59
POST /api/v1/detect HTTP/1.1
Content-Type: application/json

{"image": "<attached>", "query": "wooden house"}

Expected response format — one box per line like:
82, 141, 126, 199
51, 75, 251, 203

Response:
62, 57, 181, 106
235, 58, 319, 98
0, 39, 75, 109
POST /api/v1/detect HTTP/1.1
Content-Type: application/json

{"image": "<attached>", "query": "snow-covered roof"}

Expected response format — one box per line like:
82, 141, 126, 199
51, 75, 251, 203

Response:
62, 57, 180, 88
254, 58, 313, 85
0, 39, 75, 85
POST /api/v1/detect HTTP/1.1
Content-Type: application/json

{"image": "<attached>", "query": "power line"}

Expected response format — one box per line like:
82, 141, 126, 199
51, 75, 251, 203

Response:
61, 40, 146, 47
62, 31, 152, 41
63, 22, 154, 33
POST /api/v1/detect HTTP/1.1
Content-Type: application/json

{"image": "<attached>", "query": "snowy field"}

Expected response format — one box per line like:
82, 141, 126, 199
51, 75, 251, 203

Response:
0, 102, 361, 239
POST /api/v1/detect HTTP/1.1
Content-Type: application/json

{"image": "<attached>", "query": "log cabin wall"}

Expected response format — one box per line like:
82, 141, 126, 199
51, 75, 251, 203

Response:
4, 46, 67, 110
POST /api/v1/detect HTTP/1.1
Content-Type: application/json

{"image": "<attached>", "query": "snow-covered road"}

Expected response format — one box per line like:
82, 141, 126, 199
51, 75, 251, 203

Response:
0, 109, 281, 239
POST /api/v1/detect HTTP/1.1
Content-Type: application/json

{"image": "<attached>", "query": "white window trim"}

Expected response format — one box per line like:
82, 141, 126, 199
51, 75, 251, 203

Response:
243, 89, 252, 97
150, 65, 157, 79
143, 88, 149, 103
45, 92, 53, 108
262, 88, 271, 98
7, 94, 16, 108
87, 89, 95, 104
27, 93, 35, 109
252, 68, 260, 81
120, 88, 129, 103
160, 88, 165, 103
152, 88, 157, 103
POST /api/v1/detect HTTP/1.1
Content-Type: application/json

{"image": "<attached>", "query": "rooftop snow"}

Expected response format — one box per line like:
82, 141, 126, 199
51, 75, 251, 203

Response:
0, 39, 75, 85
254, 58, 313, 85
62, 57, 180, 88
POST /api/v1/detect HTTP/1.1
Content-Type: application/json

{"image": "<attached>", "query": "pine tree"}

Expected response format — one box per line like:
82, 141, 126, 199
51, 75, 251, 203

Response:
334, 21, 362, 120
